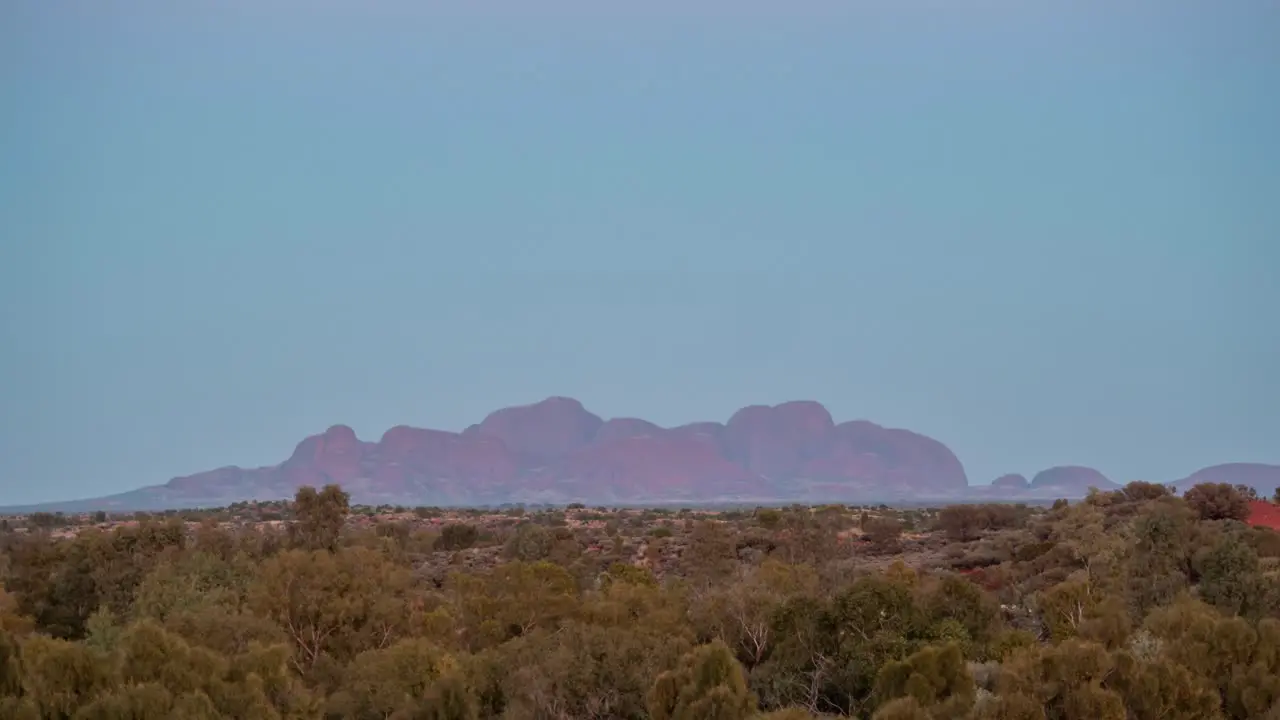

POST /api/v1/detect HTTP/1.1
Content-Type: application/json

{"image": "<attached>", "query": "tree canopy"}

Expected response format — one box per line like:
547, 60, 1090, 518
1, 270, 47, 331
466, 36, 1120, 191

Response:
0, 482, 1277, 718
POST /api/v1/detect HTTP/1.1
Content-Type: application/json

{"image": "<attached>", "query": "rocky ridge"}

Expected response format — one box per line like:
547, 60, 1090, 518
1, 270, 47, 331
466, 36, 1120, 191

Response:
150, 397, 971, 507
8, 397, 1276, 511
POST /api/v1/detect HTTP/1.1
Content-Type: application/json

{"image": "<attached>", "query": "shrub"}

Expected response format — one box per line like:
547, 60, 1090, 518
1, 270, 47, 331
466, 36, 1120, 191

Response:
435, 523, 479, 551
1121, 481, 1171, 503
1183, 483, 1250, 522
864, 517, 904, 550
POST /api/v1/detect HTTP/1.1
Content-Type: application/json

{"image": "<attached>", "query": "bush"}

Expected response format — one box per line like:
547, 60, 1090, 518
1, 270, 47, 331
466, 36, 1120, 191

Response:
755, 508, 783, 530
1183, 483, 1250, 522
434, 523, 479, 551
864, 517, 904, 550
504, 523, 552, 562
937, 505, 1024, 541
1121, 481, 1171, 503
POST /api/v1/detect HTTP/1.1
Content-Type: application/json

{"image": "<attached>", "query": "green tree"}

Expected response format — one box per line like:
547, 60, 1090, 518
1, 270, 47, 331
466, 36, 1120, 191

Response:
773, 510, 838, 567
872, 642, 975, 716
690, 560, 818, 670
448, 561, 579, 652
1184, 483, 1250, 522
1142, 598, 1280, 718
0, 628, 21, 698
648, 640, 756, 720
90, 519, 189, 617
1195, 530, 1264, 617
325, 638, 460, 719
871, 697, 933, 719
864, 516, 904, 551
247, 546, 418, 673
992, 639, 1127, 720
499, 620, 688, 719
18, 634, 116, 718
408, 672, 476, 720
1110, 650, 1224, 720
291, 484, 350, 552
756, 509, 783, 530
435, 524, 479, 552
0, 587, 33, 638
757, 709, 819, 720
680, 520, 739, 587
503, 523, 551, 562
759, 570, 929, 714
1127, 498, 1196, 615
919, 574, 1001, 653
1122, 481, 1172, 502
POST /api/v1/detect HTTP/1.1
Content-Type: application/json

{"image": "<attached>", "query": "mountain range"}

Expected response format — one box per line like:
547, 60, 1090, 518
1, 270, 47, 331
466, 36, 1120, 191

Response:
4, 397, 1278, 512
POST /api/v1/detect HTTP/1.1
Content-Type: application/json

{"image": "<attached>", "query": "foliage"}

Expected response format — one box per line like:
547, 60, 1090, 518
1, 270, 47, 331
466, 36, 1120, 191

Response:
1184, 483, 1251, 522
290, 484, 350, 552
936, 504, 1026, 542
435, 524, 479, 552
1, 486, 1279, 718
648, 640, 756, 720
863, 517, 904, 551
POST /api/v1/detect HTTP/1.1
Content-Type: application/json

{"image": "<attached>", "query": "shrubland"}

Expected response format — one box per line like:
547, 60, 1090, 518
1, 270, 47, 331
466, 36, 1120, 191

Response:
1, 481, 1278, 719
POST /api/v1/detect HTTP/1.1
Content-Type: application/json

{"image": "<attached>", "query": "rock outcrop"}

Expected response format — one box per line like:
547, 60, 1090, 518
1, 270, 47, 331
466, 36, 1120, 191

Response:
990, 474, 1030, 491
1029, 465, 1118, 493
12, 401, 1273, 512
150, 397, 970, 506
1174, 463, 1280, 495
471, 396, 604, 463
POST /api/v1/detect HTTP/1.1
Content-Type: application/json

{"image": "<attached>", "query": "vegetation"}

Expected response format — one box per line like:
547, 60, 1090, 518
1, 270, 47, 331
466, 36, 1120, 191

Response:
1, 482, 1278, 718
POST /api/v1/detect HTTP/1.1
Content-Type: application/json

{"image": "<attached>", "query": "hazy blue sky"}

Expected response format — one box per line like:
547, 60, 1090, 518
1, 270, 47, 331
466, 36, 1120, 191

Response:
2, 2, 1277, 505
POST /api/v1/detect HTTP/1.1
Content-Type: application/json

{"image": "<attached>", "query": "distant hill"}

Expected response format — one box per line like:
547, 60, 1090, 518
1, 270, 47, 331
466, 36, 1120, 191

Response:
2, 396, 1275, 512
1172, 463, 1280, 496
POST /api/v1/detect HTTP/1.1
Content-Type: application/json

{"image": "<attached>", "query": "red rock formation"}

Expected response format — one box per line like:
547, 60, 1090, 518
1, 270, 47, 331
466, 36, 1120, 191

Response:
802, 421, 968, 493
1029, 465, 1117, 492
669, 422, 727, 455
723, 401, 835, 477
593, 418, 665, 445
672, 421, 726, 438
30, 408, 1263, 512
991, 474, 1030, 491
371, 426, 519, 485
142, 397, 969, 506
537, 430, 763, 500
473, 396, 603, 463
1175, 463, 1280, 494
279, 425, 365, 488
165, 466, 277, 495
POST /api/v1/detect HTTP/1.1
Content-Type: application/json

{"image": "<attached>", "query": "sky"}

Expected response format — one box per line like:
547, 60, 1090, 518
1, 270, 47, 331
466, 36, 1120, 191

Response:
1, 1, 1278, 505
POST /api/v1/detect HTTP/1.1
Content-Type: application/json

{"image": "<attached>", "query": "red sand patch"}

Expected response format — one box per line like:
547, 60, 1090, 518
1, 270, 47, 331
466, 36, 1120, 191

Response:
1247, 500, 1280, 530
